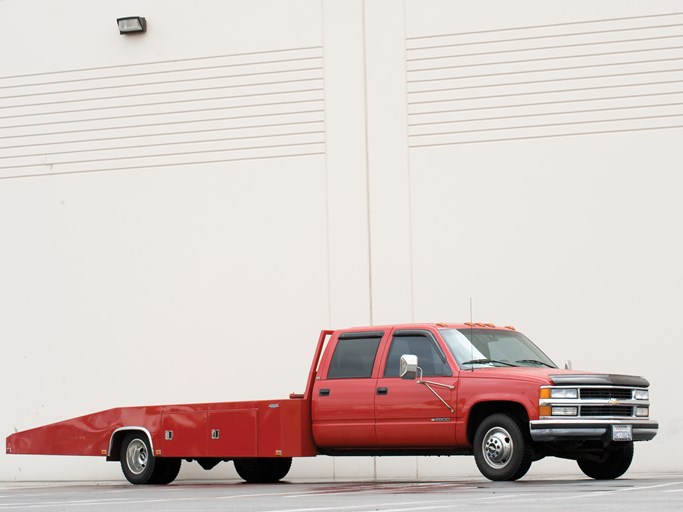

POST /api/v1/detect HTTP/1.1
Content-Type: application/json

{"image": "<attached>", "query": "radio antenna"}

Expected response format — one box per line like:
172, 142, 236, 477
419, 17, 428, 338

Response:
469, 297, 474, 372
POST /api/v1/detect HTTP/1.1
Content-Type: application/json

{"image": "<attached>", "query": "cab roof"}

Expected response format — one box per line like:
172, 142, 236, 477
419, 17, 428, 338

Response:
333, 322, 517, 333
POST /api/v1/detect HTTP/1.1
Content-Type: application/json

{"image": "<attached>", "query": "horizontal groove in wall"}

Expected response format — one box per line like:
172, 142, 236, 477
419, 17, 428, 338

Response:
0, 46, 326, 178
0, 151, 326, 181
407, 30, 683, 62
0, 110, 325, 145
409, 124, 683, 148
0, 46, 323, 90
0, 76, 324, 111
407, 12, 683, 147
410, 110, 683, 139
0, 90, 325, 125
409, 99, 683, 131
406, 13, 683, 45
0, 136, 327, 171
0, 123, 326, 160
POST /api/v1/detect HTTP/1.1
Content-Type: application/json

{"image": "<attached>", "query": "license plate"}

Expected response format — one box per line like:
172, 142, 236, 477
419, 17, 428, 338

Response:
612, 425, 633, 441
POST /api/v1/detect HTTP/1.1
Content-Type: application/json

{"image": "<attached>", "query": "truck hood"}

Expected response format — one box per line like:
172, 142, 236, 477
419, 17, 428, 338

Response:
461, 367, 650, 387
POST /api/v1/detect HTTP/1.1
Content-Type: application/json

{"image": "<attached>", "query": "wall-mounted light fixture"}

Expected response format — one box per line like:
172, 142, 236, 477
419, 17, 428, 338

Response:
117, 16, 147, 34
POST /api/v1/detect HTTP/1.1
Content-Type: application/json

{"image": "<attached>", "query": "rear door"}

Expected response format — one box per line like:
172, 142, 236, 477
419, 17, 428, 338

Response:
312, 331, 384, 448
374, 329, 458, 448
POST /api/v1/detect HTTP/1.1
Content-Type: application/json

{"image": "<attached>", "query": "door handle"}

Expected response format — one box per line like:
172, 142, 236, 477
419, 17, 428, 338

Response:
376, 387, 388, 395
319, 388, 330, 396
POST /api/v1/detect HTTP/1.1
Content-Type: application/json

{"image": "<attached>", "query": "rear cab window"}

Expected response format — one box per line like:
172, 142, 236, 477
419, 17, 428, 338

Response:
327, 332, 383, 379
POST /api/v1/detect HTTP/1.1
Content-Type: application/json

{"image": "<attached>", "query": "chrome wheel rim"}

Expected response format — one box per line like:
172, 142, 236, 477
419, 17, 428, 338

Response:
125, 439, 148, 475
482, 426, 513, 469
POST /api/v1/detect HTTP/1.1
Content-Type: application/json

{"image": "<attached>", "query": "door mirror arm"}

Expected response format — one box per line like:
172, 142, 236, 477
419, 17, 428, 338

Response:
399, 354, 455, 413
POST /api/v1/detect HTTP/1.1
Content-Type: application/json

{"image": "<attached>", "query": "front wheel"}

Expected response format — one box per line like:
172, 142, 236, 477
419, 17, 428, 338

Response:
234, 458, 292, 483
577, 442, 634, 480
473, 413, 533, 481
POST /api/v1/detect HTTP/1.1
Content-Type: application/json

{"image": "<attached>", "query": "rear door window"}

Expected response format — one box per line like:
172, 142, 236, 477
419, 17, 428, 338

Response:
327, 335, 382, 379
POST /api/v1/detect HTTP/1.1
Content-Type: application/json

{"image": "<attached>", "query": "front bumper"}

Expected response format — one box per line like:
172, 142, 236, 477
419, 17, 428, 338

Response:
529, 418, 658, 442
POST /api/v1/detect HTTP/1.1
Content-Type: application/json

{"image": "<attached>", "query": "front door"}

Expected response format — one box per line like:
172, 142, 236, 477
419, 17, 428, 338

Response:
375, 330, 457, 448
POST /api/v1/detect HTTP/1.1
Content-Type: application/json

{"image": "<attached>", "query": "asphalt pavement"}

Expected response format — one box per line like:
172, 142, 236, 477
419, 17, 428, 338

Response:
0, 473, 681, 511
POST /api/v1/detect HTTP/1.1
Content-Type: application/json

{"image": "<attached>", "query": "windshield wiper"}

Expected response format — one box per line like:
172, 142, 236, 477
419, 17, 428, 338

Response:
461, 358, 517, 367
516, 359, 555, 368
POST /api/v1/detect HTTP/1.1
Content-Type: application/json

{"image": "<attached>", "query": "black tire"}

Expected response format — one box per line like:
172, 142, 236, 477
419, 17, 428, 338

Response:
120, 432, 157, 485
150, 458, 182, 485
473, 413, 533, 481
234, 458, 292, 483
577, 442, 634, 480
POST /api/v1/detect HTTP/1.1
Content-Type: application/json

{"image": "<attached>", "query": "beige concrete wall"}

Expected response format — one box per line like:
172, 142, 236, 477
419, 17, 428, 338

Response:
1, 0, 681, 481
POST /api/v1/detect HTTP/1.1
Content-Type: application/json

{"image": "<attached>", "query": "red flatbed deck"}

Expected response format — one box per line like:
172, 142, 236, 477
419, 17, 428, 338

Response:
6, 398, 317, 460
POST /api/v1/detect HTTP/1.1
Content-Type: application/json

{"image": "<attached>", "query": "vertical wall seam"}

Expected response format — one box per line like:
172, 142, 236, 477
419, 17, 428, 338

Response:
321, 1, 333, 480
361, 0, 374, 326
402, 0, 416, 324
403, 0, 418, 479
362, 0, 377, 477
320, 0, 332, 331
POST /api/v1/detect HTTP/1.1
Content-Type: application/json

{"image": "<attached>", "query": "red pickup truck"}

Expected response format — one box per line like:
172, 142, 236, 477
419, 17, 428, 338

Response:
6, 323, 658, 483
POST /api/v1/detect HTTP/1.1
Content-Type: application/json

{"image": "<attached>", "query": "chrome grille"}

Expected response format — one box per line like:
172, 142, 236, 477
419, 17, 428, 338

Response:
540, 384, 649, 420
580, 388, 632, 400
581, 405, 633, 417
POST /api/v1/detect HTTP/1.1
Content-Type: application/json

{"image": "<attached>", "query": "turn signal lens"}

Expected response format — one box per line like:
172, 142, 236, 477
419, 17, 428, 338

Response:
539, 388, 551, 399
636, 407, 650, 417
539, 405, 552, 417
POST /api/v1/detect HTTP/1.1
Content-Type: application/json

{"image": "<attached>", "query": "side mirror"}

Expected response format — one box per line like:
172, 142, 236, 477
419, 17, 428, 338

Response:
400, 354, 418, 380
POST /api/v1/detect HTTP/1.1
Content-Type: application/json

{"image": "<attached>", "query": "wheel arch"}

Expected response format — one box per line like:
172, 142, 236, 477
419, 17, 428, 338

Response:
467, 401, 530, 445
107, 427, 154, 462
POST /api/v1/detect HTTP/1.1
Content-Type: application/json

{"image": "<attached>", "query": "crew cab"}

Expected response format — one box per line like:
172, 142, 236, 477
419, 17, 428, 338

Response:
6, 323, 658, 483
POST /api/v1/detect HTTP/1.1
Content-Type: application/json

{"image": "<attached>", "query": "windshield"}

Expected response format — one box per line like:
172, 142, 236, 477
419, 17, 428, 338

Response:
439, 328, 557, 369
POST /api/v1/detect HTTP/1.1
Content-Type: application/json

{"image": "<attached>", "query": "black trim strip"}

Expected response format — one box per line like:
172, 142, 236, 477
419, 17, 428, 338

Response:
549, 374, 650, 387
338, 331, 385, 340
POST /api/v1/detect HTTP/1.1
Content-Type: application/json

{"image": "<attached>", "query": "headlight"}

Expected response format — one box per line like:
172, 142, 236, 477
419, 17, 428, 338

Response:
552, 406, 578, 416
550, 388, 578, 399
634, 389, 649, 400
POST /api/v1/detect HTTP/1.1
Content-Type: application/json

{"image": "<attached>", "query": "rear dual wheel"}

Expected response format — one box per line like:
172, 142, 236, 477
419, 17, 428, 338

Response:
577, 442, 634, 480
120, 432, 181, 485
234, 457, 292, 483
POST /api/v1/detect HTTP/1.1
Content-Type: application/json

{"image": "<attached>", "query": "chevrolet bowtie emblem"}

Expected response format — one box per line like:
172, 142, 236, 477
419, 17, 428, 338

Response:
608, 398, 621, 406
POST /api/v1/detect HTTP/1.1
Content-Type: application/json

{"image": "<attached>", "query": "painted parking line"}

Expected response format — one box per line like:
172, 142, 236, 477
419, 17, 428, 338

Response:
572, 481, 683, 497
283, 483, 479, 498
